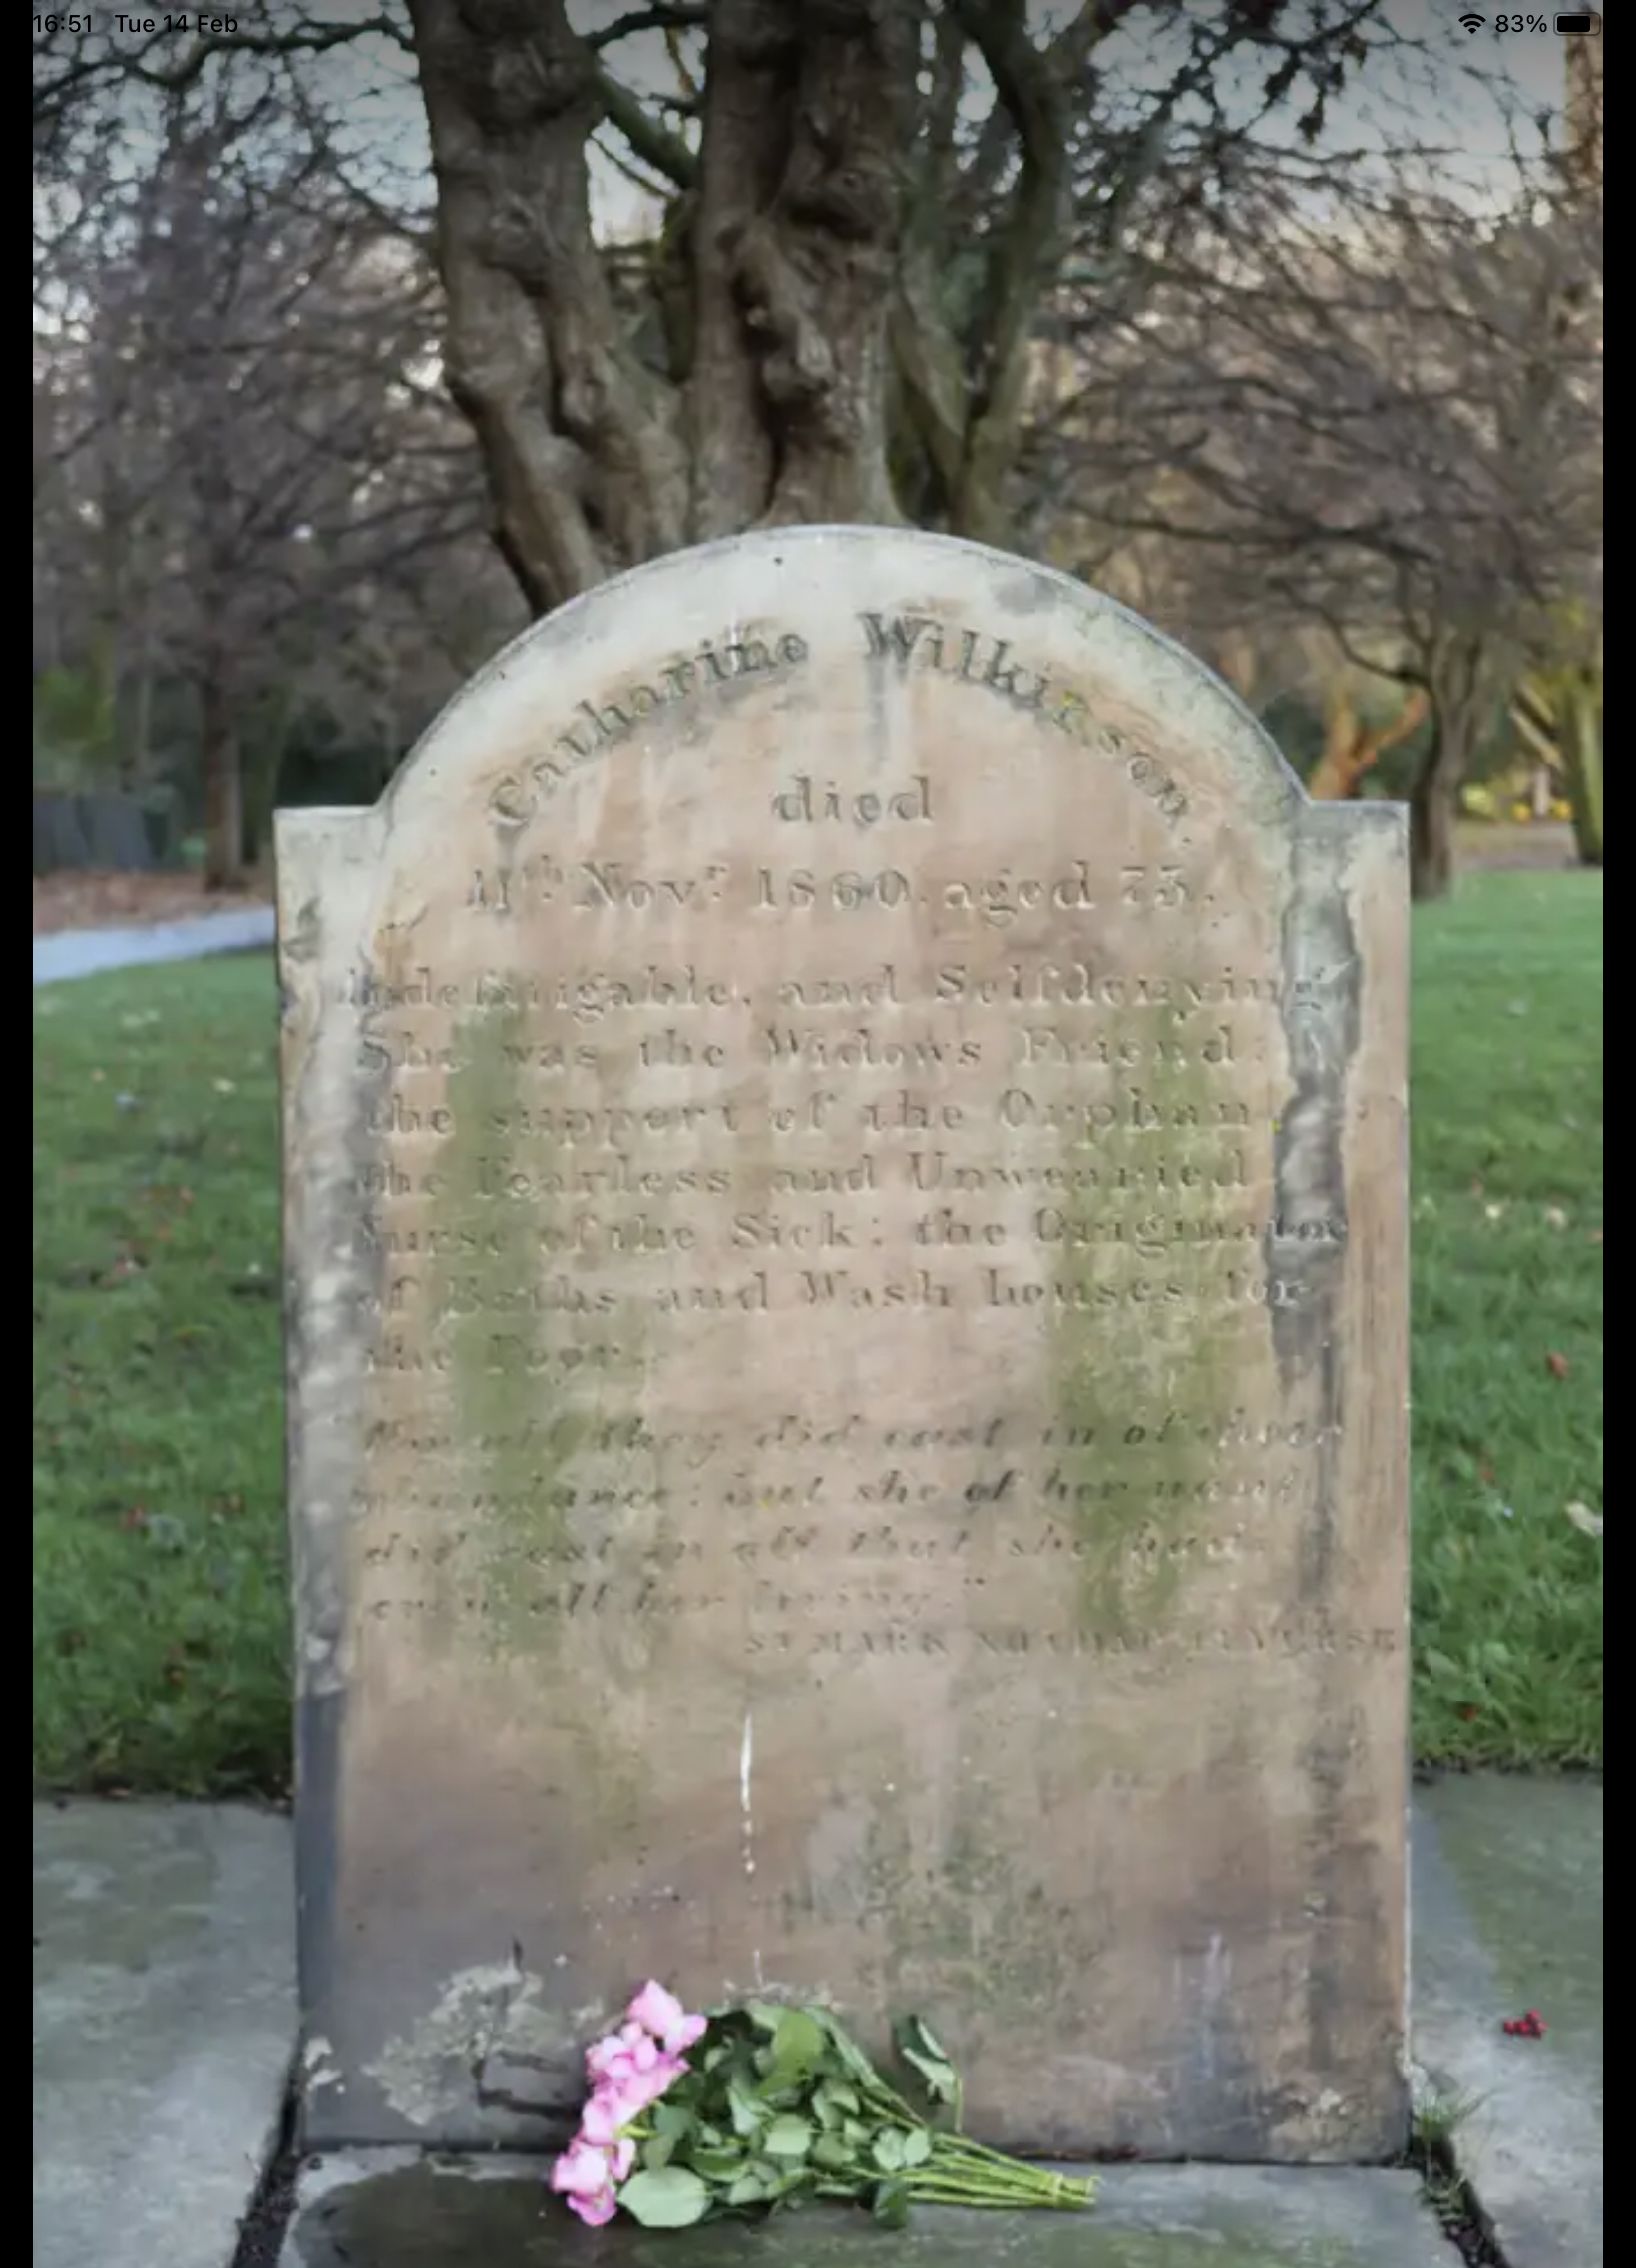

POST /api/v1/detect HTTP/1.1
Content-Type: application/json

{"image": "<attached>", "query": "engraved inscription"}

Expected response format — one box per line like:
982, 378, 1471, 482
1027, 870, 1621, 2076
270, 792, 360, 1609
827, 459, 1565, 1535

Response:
485, 626, 811, 828
858, 611, 1189, 820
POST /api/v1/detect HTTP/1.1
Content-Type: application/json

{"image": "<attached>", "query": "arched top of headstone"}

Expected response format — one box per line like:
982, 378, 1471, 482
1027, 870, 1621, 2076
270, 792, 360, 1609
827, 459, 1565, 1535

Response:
374, 527, 1306, 855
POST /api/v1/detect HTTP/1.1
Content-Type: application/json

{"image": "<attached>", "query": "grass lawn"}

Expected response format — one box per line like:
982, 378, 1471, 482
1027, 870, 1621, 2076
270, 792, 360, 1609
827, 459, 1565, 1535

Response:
1407, 871, 1603, 1766
32, 872, 1603, 1795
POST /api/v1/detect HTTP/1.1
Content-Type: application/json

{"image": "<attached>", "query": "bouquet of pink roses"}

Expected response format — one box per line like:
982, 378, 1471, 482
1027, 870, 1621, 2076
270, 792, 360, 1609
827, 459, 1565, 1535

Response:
550, 1981, 1096, 2231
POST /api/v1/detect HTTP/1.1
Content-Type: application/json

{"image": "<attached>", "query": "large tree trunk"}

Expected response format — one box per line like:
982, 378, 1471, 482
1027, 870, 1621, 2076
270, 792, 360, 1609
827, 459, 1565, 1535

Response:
406, 0, 1091, 620
407, 0, 917, 619
1410, 642, 1493, 901
200, 650, 244, 892
1561, 677, 1604, 868
1409, 741, 1460, 902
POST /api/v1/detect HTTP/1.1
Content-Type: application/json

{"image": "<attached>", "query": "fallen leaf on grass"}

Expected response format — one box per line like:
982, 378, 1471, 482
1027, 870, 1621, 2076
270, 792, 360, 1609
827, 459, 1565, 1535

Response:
1501, 2012, 1548, 2039
1564, 1502, 1603, 1539
1543, 1206, 1568, 1230
1484, 1202, 1507, 1222
1545, 1351, 1570, 1380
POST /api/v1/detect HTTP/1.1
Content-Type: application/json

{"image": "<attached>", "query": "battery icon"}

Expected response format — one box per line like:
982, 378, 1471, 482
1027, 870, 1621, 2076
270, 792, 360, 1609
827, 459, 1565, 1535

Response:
1555, 11, 1601, 30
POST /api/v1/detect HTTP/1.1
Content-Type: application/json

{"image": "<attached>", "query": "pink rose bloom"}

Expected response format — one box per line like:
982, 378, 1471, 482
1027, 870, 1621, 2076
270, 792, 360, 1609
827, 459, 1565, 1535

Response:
618, 2021, 662, 2069
587, 2029, 692, 2106
581, 2087, 638, 2148
585, 2030, 633, 2086
626, 1980, 708, 2055
586, 2022, 668, 2088
611, 2137, 636, 2183
614, 2053, 689, 2118
550, 2138, 613, 2201
568, 2181, 617, 2228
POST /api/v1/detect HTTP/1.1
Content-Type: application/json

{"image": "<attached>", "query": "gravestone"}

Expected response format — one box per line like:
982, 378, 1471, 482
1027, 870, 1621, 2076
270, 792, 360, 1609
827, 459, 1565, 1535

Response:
276, 528, 1409, 2167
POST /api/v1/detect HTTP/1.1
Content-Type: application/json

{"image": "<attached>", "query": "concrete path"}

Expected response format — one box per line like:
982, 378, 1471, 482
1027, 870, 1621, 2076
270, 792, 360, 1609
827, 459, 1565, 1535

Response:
1413, 1772, 1604, 2268
32, 1777, 1602, 2268
32, 1801, 294, 2268
33, 907, 275, 986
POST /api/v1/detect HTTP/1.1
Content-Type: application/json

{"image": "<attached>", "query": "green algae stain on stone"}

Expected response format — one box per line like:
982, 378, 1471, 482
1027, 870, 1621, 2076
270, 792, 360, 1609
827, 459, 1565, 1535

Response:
1039, 1005, 1245, 1649
430, 1003, 598, 1664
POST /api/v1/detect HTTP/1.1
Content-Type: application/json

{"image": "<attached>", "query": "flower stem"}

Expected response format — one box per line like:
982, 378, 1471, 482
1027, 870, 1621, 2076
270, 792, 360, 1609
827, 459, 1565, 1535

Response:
914, 2140, 1097, 2211
907, 2169, 1095, 2210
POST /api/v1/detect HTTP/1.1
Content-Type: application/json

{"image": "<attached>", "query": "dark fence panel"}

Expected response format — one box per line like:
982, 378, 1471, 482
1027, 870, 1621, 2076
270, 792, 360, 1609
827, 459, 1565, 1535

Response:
32, 791, 181, 876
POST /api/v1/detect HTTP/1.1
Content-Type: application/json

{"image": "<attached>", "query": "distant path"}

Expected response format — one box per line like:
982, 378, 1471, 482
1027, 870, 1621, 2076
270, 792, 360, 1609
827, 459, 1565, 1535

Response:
32, 908, 275, 986
1456, 821, 1582, 872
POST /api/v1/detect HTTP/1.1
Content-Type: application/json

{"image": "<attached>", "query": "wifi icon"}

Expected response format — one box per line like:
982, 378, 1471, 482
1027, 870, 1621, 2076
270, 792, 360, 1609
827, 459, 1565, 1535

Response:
1458, 9, 1486, 26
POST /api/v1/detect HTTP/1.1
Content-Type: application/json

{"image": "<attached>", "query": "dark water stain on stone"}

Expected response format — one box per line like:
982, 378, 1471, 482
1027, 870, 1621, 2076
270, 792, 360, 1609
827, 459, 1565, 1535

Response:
282, 2157, 1435, 2267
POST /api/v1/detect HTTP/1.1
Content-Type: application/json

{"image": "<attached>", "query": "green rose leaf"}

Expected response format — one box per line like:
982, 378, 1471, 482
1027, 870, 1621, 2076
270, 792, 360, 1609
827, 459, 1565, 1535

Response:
653, 2103, 696, 2140
686, 2146, 745, 2180
768, 2169, 818, 2215
872, 2177, 912, 2229
641, 2133, 675, 2170
901, 2126, 932, 2167
617, 2168, 711, 2229
833, 2030, 885, 2085
809, 2011, 882, 2087
811, 2133, 854, 2173
726, 2170, 768, 2207
728, 2084, 767, 2137
905, 2016, 951, 2065
770, 2010, 826, 2078
872, 2129, 906, 2173
894, 2016, 959, 2105
747, 2001, 785, 2034
763, 2115, 813, 2159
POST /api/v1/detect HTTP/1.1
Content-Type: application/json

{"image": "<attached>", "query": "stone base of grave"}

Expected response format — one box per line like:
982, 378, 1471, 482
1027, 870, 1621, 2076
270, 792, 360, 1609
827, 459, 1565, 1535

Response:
278, 2154, 1451, 2267
31, 1779, 1602, 2268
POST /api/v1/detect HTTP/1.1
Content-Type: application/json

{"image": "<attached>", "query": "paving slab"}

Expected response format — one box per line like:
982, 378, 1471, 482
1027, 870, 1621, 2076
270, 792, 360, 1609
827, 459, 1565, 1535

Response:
279, 2154, 1452, 2267
1412, 1771, 1603, 2268
32, 1800, 295, 2268
33, 907, 275, 985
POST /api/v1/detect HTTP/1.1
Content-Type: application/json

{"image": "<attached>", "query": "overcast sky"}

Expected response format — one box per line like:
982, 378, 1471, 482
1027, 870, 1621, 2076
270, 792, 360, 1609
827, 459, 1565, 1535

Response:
286, 4, 1579, 240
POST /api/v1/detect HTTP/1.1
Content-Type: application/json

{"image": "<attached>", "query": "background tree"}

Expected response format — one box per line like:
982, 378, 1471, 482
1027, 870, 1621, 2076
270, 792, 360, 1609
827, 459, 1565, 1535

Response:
34, 66, 510, 883
1039, 136, 1602, 897
36, 3, 1592, 901
36, 0, 1428, 625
